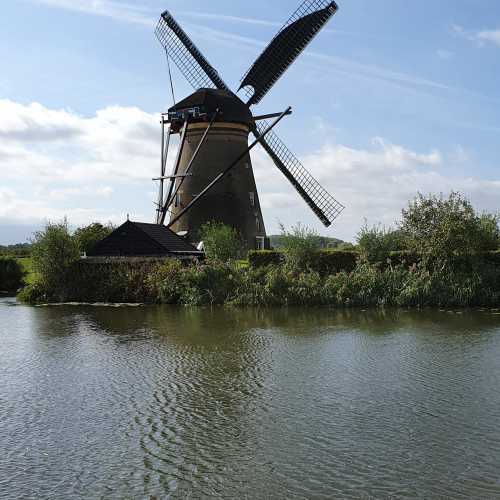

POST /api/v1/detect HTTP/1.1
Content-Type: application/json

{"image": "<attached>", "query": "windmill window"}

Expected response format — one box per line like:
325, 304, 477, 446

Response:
256, 217, 261, 231
256, 236, 265, 250
175, 193, 181, 207
249, 192, 255, 207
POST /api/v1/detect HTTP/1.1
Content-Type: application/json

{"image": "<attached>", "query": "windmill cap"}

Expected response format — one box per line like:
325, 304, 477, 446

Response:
169, 88, 253, 125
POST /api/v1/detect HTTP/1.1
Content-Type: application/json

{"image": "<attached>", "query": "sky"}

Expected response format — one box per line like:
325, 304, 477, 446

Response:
1, 0, 499, 244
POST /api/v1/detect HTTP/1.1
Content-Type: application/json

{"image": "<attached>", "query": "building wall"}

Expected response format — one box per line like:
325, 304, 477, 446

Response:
169, 122, 267, 250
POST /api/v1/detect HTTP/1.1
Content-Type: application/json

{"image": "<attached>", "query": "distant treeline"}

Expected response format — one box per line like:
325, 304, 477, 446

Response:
0, 243, 32, 257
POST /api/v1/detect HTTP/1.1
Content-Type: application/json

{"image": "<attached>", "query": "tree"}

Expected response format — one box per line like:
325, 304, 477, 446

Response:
199, 221, 243, 262
74, 222, 114, 254
357, 221, 404, 264
31, 219, 79, 293
278, 222, 322, 270
401, 192, 499, 263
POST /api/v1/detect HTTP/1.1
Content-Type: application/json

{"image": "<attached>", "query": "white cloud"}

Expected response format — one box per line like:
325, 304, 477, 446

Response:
30, 0, 154, 26
1, 99, 499, 243
476, 30, 500, 47
453, 24, 500, 48
0, 100, 159, 229
252, 137, 500, 242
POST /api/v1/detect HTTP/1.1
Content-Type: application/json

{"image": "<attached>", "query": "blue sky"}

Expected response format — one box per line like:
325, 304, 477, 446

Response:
1, 0, 499, 244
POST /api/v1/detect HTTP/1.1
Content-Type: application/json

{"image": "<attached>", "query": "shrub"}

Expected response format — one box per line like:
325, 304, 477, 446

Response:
74, 222, 114, 254
31, 219, 79, 299
401, 192, 499, 265
278, 222, 322, 271
199, 221, 244, 263
180, 262, 241, 306
315, 250, 358, 275
248, 250, 283, 268
357, 221, 404, 264
248, 249, 358, 275
0, 257, 25, 291
17, 282, 48, 303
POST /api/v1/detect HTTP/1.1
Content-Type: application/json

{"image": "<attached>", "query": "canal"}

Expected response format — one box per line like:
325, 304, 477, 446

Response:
1, 297, 500, 498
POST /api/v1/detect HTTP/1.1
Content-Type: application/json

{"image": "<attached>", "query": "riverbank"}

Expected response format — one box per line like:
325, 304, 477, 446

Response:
18, 255, 500, 308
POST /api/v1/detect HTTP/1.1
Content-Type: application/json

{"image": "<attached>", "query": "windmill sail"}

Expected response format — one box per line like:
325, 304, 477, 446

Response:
254, 121, 344, 227
155, 11, 230, 92
239, 0, 338, 106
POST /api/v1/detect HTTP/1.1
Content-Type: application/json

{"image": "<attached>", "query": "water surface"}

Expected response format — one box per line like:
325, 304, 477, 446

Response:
1, 298, 500, 499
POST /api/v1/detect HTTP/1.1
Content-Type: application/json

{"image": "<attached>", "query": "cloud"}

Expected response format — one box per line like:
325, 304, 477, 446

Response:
30, 0, 155, 26
453, 24, 500, 48
1, 99, 499, 244
0, 100, 159, 230
476, 30, 500, 47
252, 138, 500, 241
27, 0, 492, 102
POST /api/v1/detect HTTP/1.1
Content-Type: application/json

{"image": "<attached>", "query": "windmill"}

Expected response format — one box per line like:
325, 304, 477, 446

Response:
154, 0, 344, 250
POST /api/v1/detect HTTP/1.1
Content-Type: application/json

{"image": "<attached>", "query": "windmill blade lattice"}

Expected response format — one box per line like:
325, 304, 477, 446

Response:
155, 11, 230, 92
239, 0, 338, 106
254, 121, 344, 227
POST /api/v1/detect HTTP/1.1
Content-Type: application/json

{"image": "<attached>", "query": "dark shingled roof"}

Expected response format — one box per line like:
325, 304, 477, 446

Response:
169, 88, 253, 125
88, 221, 201, 257
132, 222, 199, 253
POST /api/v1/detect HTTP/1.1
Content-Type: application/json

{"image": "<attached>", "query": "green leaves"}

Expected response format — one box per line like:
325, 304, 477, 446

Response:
199, 221, 243, 263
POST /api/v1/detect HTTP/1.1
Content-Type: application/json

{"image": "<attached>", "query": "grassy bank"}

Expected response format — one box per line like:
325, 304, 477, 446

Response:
17, 254, 500, 308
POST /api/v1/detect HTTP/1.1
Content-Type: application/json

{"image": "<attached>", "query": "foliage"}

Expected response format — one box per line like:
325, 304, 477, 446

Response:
248, 249, 358, 275
357, 221, 404, 264
270, 233, 344, 249
199, 221, 243, 263
16, 193, 500, 308
31, 219, 80, 298
401, 192, 499, 265
74, 222, 114, 254
0, 243, 32, 257
248, 250, 283, 268
0, 257, 25, 291
17, 282, 48, 304
17, 258, 36, 285
278, 222, 322, 270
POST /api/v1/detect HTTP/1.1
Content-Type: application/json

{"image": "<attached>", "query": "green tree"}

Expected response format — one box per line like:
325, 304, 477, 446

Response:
199, 221, 243, 263
74, 222, 114, 254
357, 221, 404, 264
31, 219, 79, 294
401, 192, 499, 264
278, 222, 322, 271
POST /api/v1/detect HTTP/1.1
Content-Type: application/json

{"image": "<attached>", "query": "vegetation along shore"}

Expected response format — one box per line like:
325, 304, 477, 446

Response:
5, 192, 500, 308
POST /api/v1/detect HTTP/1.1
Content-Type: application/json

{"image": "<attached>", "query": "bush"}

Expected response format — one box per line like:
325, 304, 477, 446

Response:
248, 250, 283, 268
248, 249, 358, 275
315, 250, 358, 275
0, 257, 25, 291
74, 222, 114, 254
31, 219, 79, 299
64, 259, 161, 303
357, 222, 404, 264
401, 192, 499, 265
278, 223, 322, 270
17, 282, 48, 304
199, 221, 243, 262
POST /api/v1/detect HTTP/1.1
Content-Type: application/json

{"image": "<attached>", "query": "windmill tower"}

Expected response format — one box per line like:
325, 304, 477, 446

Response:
154, 1, 344, 250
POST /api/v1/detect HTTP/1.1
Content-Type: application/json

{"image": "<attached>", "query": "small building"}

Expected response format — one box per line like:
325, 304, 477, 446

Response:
87, 220, 203, 259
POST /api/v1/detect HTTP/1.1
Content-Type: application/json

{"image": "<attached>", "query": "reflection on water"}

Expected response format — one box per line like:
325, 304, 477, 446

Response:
1, 298, 500, 498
